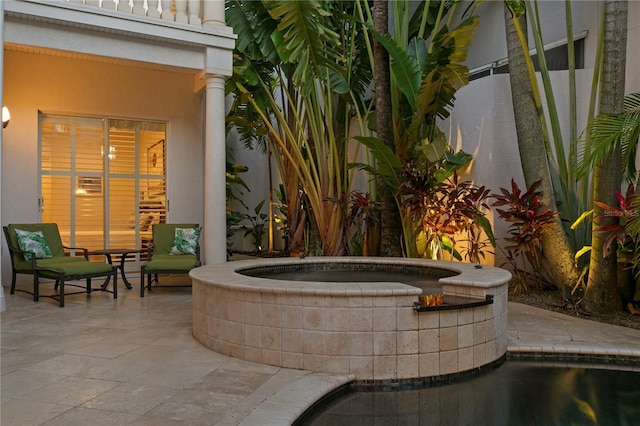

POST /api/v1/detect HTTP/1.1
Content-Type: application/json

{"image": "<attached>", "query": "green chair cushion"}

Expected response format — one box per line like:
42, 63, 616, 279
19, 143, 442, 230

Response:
37, 260, 114, 279
14, 256, 87, 273
151, 223, 199, 255
145, 254, 198, 272
7, 223, 113, 279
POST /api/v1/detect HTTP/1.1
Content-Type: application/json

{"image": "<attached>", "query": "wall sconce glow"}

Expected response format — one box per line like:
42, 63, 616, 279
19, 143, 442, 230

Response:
2, 107, 10, 129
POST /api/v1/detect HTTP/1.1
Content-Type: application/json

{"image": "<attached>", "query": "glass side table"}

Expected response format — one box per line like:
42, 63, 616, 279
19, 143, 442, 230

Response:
90, 248, 141, 289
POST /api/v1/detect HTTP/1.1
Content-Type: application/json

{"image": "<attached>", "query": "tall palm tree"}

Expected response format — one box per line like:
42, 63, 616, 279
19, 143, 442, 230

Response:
583, 0, 628, 313
503, 1, 580, 294
373, 0, 403, 256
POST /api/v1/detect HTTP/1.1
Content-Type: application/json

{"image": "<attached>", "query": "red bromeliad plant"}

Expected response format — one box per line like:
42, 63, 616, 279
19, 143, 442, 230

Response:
492, 179, 558, 292
592, 184, 637, 262
345, 191, 380, 256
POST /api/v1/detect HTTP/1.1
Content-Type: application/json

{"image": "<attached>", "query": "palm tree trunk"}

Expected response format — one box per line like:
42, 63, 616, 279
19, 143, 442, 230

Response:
374, 0, 403, 257
504, 4, 580, 293
584, 0, 628, 313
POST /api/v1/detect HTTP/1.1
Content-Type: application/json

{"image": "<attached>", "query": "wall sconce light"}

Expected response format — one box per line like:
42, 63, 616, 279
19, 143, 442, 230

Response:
2, 106, 10, 129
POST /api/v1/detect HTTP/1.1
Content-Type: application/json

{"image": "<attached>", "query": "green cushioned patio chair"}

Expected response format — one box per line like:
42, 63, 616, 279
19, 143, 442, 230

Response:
140, 223, 201, 297
3, 223, 117, 307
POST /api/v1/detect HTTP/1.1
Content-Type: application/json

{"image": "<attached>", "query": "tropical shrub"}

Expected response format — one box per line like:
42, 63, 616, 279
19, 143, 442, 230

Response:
226, 159, 250, 258
242, 199, 268, 253
492, 179, 558, 292
345, 191, 379, 256
226, 0, 488, 258
400, 163, 494, 262
591, 185, 639, 302
627, 194, 640, 281
358, 0, 482, 256
226, 0, 374, 256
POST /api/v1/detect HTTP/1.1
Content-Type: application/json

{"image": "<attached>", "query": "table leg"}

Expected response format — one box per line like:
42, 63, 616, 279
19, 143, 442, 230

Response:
97, 251, 135, 290
118, 252, 133, 289
100, 253, 114, 290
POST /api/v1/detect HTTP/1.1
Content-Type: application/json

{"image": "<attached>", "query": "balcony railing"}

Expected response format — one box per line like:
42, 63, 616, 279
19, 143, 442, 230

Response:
63, 0, 218, 28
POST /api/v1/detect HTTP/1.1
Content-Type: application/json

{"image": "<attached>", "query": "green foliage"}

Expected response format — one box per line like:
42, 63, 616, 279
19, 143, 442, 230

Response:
508, 0, 595, 255
577, 92, 640, 183
226, 160, 249, 208
627, 194, 640, 279
272, 184, 290, 252
227, 0, 376, 256
352, 1, 481, 257
369, 2, 480, 161
226, 210, 244, 258
227, 0, 482, 258
225, 156, 250, 257
242, 199, 268, 253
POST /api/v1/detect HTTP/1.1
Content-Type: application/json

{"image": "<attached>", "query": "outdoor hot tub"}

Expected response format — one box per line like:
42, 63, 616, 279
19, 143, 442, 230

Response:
190, 257, 511, 383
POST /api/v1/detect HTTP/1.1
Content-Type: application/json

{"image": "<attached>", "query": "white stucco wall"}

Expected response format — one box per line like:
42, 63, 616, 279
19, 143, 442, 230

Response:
465, 0, 601, 71
225, 127, 277, 252
443, 0, 640, 266
1, 50, 205, 284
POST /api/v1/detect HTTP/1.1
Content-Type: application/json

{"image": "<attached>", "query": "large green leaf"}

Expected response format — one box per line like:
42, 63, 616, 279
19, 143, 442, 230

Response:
267, 0, 344, 95
577, 92, 640, 182
405, 16, 477, 144
371, 30, 422, 108
407, 37, 429, 70
353, 136, 403, 189
226, 1, 279, 63
475, 215, 496, 248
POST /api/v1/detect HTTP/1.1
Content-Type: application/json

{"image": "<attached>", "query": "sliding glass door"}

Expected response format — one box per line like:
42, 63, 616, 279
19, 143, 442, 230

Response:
40, 114, 166, 263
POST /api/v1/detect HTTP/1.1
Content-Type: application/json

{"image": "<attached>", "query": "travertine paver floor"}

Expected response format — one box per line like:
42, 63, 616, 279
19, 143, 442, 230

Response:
1, 278, 350, 426
508, 301, 640, 360
2, 276, 639, 425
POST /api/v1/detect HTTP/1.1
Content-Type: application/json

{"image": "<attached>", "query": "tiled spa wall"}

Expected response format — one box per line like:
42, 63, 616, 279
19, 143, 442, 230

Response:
191, 277, 507, 382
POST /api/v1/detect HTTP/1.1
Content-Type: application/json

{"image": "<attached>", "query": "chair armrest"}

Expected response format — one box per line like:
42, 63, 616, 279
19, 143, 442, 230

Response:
7, 240, 38, 265
62, 245, 89, 260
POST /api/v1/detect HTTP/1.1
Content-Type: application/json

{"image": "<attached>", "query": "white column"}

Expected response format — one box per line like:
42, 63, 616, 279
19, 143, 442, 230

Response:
203, 74, 228, 265
202, 0, 225, 28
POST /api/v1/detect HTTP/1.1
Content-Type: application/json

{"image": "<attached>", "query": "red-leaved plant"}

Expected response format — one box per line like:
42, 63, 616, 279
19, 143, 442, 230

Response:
400, 162, 495, 263
492, 179, 558, 292
593, 184, 636, 260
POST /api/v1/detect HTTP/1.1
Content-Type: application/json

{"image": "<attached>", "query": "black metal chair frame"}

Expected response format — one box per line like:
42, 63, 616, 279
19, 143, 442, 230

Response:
3, 225, 117, 307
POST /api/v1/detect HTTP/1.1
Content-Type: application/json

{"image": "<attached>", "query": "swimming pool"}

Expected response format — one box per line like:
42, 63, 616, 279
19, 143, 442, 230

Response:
297, 360, 640, 425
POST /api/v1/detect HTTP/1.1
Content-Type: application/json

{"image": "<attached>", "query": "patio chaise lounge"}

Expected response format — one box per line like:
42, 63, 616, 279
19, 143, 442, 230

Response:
3, 223, 117, 307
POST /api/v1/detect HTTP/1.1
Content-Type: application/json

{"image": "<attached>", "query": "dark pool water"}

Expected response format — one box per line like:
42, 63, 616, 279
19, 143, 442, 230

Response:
252, 270, 443, 287
300, 361, 640, 426
239, 264, 460, 293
